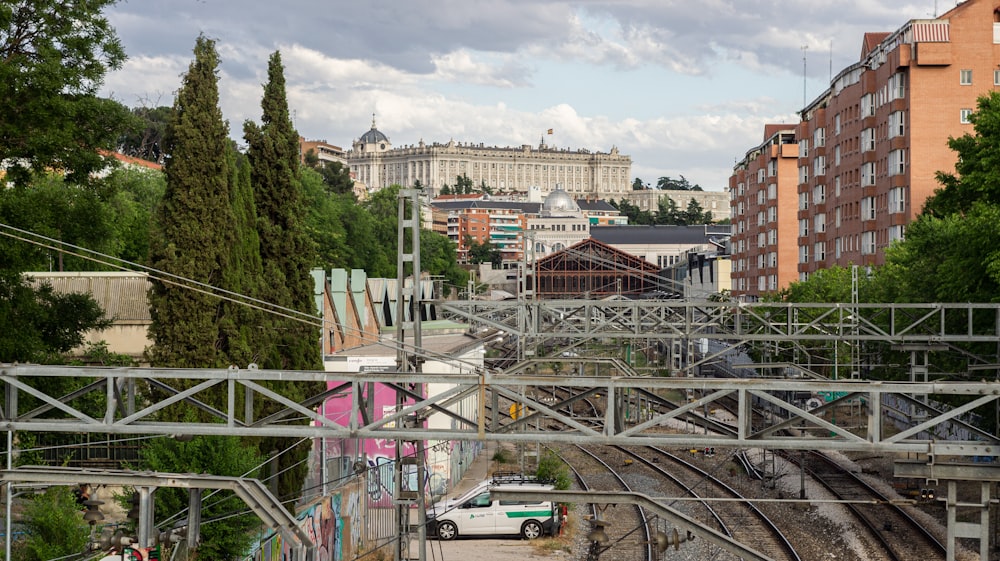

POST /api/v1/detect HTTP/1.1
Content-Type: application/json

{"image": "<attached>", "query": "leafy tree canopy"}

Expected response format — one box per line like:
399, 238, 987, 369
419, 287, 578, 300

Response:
141, 433, 264, 561
465, 236, 501, 267
0, 0, 137, 186
118, 105, 174, 164
17, 486, 90, 561
657, 175, 703, 191
316, 160, 355, 195
929, 91, 1000, 217
879, 91, 1000, 304
0, 270, 110, 363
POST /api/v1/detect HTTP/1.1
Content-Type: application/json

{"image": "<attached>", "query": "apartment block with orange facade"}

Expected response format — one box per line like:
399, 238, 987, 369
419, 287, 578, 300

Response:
733, 0, 1000, 299
729, 126, 799, 298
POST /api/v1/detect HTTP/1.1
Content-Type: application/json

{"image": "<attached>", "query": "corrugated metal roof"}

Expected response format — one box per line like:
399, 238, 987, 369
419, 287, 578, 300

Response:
24, 272, 151, 322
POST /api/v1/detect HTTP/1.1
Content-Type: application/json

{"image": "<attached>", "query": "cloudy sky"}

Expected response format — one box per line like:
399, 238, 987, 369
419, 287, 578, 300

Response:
102, 0, 942, 191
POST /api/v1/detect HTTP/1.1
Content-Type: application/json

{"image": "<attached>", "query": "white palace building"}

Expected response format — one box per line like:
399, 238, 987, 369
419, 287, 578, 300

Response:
345, 118, 633, 200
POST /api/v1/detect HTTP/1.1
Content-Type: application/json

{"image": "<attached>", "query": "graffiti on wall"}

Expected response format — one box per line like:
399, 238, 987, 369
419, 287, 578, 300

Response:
250, 493, 343, 561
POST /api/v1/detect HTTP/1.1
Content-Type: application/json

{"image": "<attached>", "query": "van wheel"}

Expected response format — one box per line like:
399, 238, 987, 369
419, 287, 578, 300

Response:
437, 521, 458, 541
521, 520, 543, 540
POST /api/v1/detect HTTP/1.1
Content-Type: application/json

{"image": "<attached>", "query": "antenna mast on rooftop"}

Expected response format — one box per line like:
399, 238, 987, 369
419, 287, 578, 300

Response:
801, 45, 808, 107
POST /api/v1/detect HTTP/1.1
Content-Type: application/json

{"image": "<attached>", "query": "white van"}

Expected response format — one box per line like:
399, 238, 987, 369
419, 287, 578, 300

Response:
427, 480, 559, 540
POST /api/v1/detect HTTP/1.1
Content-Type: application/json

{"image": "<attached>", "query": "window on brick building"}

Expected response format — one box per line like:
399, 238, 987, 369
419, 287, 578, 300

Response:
889, 149, 905, 176
861, 231, 876, 255
888, 111, 905, 138
861, 128, 875, 152
889, 187, 906, 214
960, 69, 972, 85
961, 109, 973, 124
890, 73, 906, 100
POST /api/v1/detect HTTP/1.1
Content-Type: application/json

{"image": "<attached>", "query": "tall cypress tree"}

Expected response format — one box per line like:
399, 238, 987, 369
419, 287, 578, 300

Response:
218, 144, 265, 366
147, 36, 234, 370
244, 51, 321, 371
143, 37, 261, 556
244, 51, 323, 500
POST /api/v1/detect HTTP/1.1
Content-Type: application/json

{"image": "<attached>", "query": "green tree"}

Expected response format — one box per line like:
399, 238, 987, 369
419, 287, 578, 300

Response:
632, 177, 646, 191
779, 266, 860, 303
0, 174, 118, 272
316, 160, 355, 195
683, 199, 711, 224
118, 105, 173, 164
101, 166, 166, 266
928, 91, 1000, 217
217, 144, 265, 367
440, 184, 452, 196
243, 50, 322, 502
141, 433, 264, 561
243, 50, 321, 371
612, 198, 653, 225
536, 451, 571, 490
0, 0, 136, 186
880, 91, 1000, 305
0, 271, 109, 364
877, 205, 1000, 304
654, 197, 680, 225
422, 231, 468, 297
17, 486, 90, 561
466, 236, 501, 266
301, 167, 350, 267
657, 175, 703, 191
147, 35, 235, 370
455, 173, 474, 194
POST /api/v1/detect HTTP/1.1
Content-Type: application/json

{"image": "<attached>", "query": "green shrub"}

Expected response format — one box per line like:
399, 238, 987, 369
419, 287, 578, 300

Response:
536, 450, 572, 490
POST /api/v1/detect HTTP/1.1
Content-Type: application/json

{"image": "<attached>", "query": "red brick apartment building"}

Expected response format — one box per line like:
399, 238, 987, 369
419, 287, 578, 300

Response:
731, 0, 1000, 299
730, 126, 799, 295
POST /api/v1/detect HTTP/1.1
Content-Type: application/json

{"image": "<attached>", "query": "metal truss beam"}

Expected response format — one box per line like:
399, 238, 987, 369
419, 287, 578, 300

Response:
439, 300, 1000, 345
3, 364, 999, 457
0, 466, 313, 558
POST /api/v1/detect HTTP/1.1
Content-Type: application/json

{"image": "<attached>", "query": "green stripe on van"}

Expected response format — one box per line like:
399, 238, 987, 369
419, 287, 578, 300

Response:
504, 510, 551, 519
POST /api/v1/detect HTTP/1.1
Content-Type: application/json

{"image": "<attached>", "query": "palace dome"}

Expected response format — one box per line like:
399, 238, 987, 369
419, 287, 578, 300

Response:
359, 126, 388, 144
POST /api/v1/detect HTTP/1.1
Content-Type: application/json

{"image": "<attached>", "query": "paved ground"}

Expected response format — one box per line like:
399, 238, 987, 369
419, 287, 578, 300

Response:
405, 444, 573, 560
407, 537, 558, 561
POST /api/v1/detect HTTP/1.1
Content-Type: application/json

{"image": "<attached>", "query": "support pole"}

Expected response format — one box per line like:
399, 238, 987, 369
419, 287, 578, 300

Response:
394, 188, 424, 561
5, 430, 11, 561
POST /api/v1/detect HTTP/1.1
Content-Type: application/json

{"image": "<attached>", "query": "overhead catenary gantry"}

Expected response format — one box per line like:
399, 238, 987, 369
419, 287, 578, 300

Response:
2, 363, 999, 457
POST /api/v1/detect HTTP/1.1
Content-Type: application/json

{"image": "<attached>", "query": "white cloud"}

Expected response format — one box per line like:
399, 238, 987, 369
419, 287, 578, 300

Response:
102, 0, 940, 191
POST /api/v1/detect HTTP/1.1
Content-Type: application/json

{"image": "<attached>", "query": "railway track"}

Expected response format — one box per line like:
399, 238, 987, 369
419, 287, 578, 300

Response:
675, 389, 948, 560
613, 445, 802, 561
799, 451, 946, 561
556, 444, 653, 561
502, 382, 949, 560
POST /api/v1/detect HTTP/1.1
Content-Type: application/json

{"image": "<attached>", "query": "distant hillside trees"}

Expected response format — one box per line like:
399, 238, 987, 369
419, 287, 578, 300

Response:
118, 105, 173, 164
657, 175, 703, 191
612, 197, 712, 225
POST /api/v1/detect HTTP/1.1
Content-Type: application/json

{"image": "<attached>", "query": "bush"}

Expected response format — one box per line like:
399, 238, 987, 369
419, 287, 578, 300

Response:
536, 451, 572, 490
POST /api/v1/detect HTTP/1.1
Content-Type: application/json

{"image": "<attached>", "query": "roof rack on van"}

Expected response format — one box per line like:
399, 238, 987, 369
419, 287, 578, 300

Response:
490, 471, 553, 486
